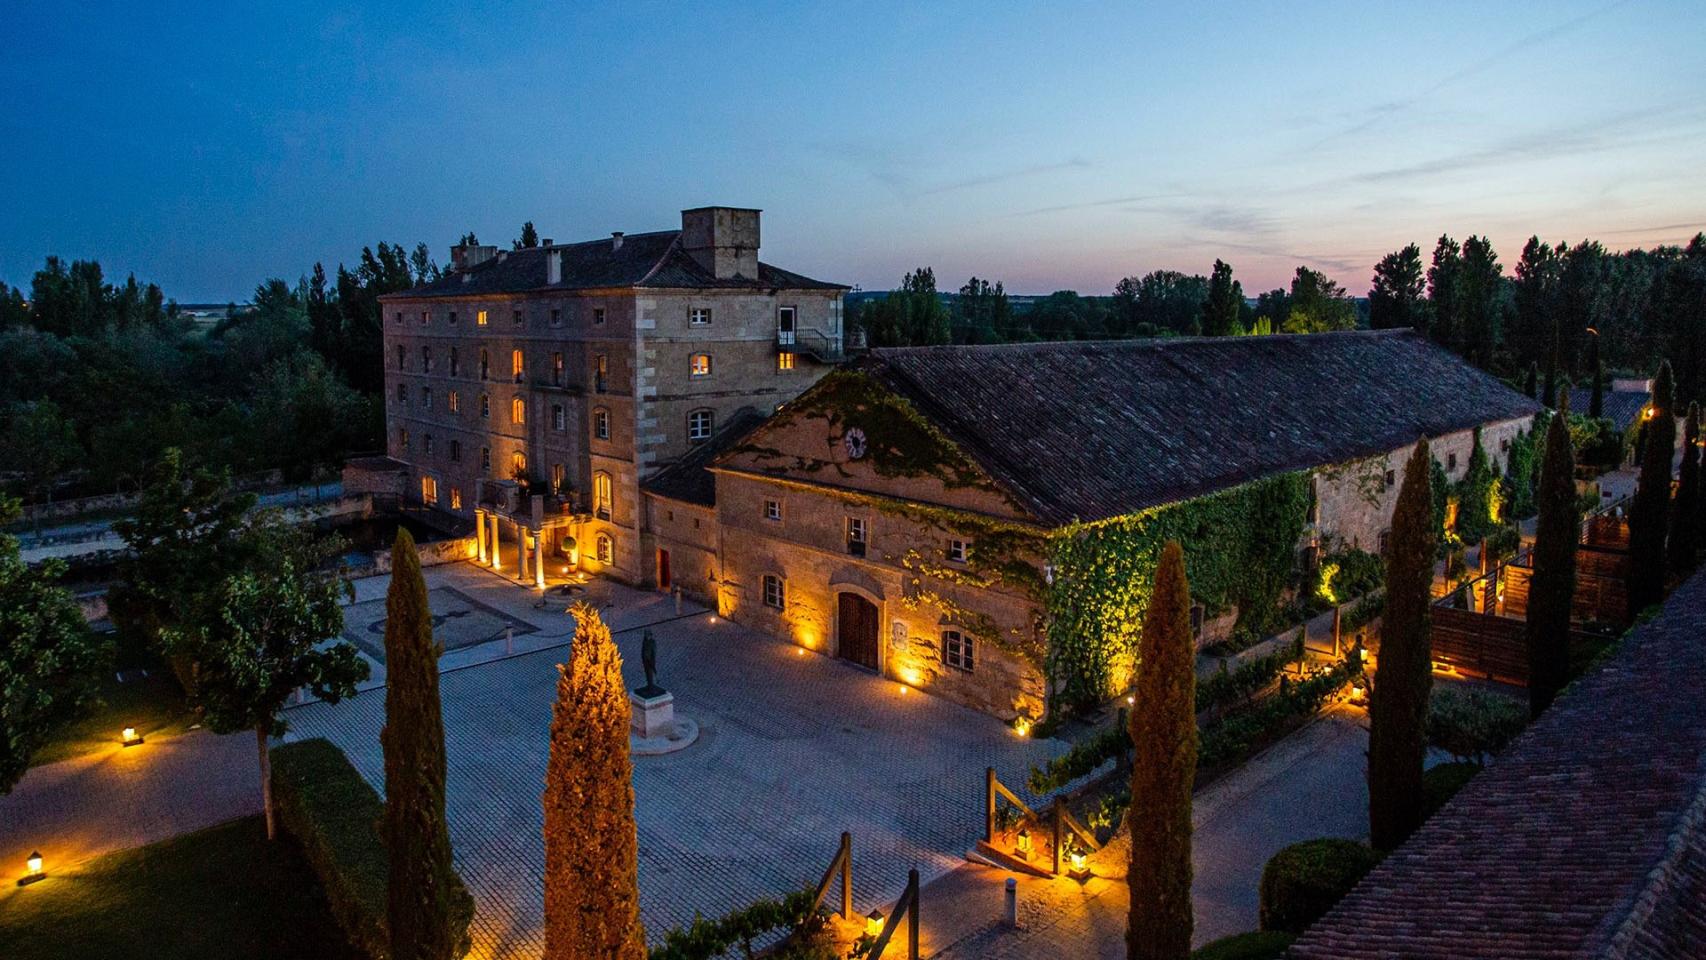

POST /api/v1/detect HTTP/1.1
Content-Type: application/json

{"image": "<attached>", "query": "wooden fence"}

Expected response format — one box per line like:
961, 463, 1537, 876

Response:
1502, 544, 1628, 624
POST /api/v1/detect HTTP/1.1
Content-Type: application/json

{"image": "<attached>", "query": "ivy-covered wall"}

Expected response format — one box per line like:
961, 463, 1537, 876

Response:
1044, 472, 1311, 709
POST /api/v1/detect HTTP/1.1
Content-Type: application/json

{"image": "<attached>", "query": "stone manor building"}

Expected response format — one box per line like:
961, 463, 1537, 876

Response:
377, 207, 847, 587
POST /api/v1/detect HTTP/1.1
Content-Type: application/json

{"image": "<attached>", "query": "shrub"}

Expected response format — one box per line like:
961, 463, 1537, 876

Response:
647, 888, 825, 960
1196, 642, 1297, 716
1191, 931, 1297, 960
1341, 592, 1384, 633
1425, 687, 1527, 764
1484, 524, 1522, 564
1314, 548, 1384, 607
272, 737, 474, 960
1199, 659, 1357, 770
1027, 720, 1127, 793
1421, 761, 1480, 818
1257, 838, 1381, 935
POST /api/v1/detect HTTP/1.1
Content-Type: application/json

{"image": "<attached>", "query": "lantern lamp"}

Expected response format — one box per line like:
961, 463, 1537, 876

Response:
122, 726, 144, 747
1013, 717, 1032, 738
19, 851, 45, 886
1015, 827, 1032, 859
865, 908, 885, 937
1068, 847, 1090, 880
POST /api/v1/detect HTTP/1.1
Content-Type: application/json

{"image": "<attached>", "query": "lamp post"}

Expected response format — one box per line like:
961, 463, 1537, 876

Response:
865, 908, 885, 938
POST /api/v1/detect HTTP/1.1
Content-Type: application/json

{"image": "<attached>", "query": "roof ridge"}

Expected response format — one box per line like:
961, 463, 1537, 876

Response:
865, 328, 1416, 358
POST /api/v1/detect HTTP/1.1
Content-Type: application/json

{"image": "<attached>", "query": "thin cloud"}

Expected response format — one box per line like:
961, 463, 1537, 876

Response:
919, 157, 1092, 197
1007, 192, 1190, 218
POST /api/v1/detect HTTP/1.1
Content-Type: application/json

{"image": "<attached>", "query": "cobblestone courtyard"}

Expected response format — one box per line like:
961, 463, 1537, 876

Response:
284, 564, 1060, 959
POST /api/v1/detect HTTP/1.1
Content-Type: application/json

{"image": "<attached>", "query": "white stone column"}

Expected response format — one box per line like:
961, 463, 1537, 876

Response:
474, 509, 488, 564
534, 531, 546, 589
520, 529, 532, 585
490, 514, 502, 571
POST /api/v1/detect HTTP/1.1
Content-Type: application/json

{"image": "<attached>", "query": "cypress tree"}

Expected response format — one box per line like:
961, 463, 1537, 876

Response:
1627, 362, 1676, 616
1527, 400, 1577, 718
1588, 334, 1604, 418
1126, 541, 1196, 960
1523, 361, 1538, 400
382, 529, 467, 960
1669, 403, 1701, 572
1368, 439, 1437, 851
543, 603, 645, 960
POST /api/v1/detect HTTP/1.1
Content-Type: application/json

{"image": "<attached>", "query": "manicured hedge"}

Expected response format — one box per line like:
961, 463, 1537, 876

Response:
1258, 838, 1381, 935
1191, 931, 1296, 960
272, 737, 474, 960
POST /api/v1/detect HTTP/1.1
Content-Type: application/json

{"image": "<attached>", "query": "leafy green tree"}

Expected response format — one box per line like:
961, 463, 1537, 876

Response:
1457, 236, 1504, 367
1426, 688, 1527, 765
1427, 236, 1463, 352
1587, 332, 1604, 418
1201, 260, 1244, 337
544, 603, 646, 960
1627, 362, 1676, 616
1126, 541, 1196, 960
1369, 439, 1436, 851
516, 221, 539, 249
382, 530, 470, 960
4, 399, 81, 528
1512, 237, 1563, 373
1121, 271, 1210, 336
954, 277, 1014, 343
1454, 427, 1499, 544
159, 511, 365, 839
1527, 403, 1577, 717
1369, 244, 1427, 332
0, 496, 110, 792
1669, 403, 1701, 572
1281, 267, 1355, 333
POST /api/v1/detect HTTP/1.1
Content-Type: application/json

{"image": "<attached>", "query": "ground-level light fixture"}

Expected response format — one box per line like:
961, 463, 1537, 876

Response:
865, 908, 885, 937
19, 851, 44, 886
1015, 828, 1032, 859
1013, 717, 1032, 737
1068, 847, 1090, 880
122, 726, 144, 747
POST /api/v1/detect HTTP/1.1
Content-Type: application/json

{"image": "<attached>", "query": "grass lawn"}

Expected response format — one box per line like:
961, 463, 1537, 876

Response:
30, 667, 193, 768
0, 816, 363, 960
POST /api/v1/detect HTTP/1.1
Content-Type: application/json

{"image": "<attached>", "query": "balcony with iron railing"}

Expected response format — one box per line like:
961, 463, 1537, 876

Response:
778, 326, 856, 363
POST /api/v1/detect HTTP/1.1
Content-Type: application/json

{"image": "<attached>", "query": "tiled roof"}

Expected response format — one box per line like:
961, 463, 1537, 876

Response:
856, 330, 1541, 526
1601, 389, 1650, 433
384, 231, 845, 300
1290, 569, 1706, 960
642, 408, 770, 507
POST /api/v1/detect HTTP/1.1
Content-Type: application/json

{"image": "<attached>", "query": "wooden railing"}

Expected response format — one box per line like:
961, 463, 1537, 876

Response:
809, 831, 853, 922
984, 767, 1102, 876
867, 869, 919, 960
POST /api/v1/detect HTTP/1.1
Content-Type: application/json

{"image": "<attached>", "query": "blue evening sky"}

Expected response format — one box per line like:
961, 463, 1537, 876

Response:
3, 1, 1703, 302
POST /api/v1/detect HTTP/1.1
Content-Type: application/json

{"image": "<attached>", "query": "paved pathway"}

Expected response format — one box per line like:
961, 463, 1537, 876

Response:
914, 705, 1371, 958
0, 728, 258, 893
284, 563, 1061, 960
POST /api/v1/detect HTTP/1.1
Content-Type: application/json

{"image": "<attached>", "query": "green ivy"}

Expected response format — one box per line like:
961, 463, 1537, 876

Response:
1454, 427, 1500, 544
1045, 472, 1311, 710
648, 888, 825, 960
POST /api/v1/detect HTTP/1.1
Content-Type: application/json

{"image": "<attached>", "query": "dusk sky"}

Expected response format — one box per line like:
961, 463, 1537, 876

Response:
4, 0, 1703, 302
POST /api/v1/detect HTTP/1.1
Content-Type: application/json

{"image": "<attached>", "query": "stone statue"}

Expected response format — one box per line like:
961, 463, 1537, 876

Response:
639, 629, 661, 695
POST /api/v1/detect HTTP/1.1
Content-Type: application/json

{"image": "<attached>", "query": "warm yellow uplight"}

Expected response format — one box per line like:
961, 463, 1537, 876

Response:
1013, 717, 1032, 738
795, 647, 805, 656
865, 909, 885, 937
897, 684, 908, 695
1126, 694, 1135, 706
1645, 406, 1656, 420
19, 850, 45, 886
121, 726, 143, 747
1015, 828, 1032, 858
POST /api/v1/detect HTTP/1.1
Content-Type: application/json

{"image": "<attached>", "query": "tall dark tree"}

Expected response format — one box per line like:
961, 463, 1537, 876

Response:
1201, 260, 1243, 337
383, 530, 470, 960
1627, 362, 1676, 616
1126, 541, 1195, 960
1512, 237, 1563, 372
1282, 267, 1355, 333
1523, 362, 1538, 400
1427, 236, 1463, 352
516, 221, 539, 249
1527, 398, 1577, 718
1587, 331, 1604, 418
1369, 439, 1436, 851
1369, 244, 1428, 332
1457, 236, 1504, 366
1669, 403, 1701, 572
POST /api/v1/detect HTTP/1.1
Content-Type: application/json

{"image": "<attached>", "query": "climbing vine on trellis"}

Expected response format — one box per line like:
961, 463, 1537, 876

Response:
1043, 472, 1311, 711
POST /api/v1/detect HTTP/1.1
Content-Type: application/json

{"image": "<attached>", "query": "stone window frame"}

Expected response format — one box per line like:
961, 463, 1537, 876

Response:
594, 354, 609, 393
421, 386, 433, 409
777, 351, 796, 372
550, 308, 562, 327
398, 426, 410, 450
942, 628, 974, 672
687, 408, 715, 443
690, 353, 712, 378
551, 351, 564, 386
762, 573, 786, 610
594, 471, 613, 520
764, 498, 783, 523
423, 433, 434, 455
511, 451, 527, 476
448, 390, 460, 414
480, 348, 491, 381
1447, 451, 1458, 473
1384, 468, 1396, 489
690, 307, 712, 326
480, 393, 491, 419
947, 538, 971, 564
593, 407, 611, 440
395, 311, 403, 325
552, 404, 566, 432
420, 311, 429, 325
419, 310, 430, 326
511, 396, 526, 425
396, 382, 407, 404
449, 310, 459, 325
512, 309, 524, 327
846, 516, 868, 557
396, 344, 406, 370
597, 533, 615, 565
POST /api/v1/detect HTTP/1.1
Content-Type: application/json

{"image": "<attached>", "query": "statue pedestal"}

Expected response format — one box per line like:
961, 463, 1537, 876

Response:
629, 687, 675, 739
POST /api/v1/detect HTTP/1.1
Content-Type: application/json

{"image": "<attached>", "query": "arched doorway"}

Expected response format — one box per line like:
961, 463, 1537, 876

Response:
837, 592, 880, 670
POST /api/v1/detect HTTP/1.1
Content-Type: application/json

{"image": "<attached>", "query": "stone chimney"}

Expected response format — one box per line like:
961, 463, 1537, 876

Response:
450, 243, 498, 272
546, 249, 562, 285
680, 207, 760, 280
611, 231, 625, 252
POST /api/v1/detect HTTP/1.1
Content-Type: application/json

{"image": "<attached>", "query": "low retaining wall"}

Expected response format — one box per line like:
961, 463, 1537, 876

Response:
345, 535, 477, 579
17, 469, 294, 524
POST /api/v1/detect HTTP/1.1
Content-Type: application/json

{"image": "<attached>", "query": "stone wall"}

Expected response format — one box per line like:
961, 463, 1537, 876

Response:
642, 493, 720, 603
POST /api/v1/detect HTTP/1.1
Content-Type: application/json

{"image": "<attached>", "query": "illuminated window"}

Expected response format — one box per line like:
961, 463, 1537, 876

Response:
422, 346, 433, 372
551, 352, 564, 385
551, 462, 565, 493
777, 351, 796, 371
594, 408, 610, 440
690, 307, 711, 326
511, 349, 524, 382
764, 498, 782, 522
476, 309, 488, 326
763, 574, 785, 610
552, 404, 566, 431
690, 353, 711, 377
948, 539, 971, 564
943, 629, 973, 671
480, 349, 490, 380
421, 476, 438, 504
594, 472, 612, 520
688, 408, 714, 442
511, 396, 526, 425
846, 517, 867, 557
449, 439, 461, 462
511, 451, 527, 476
450, 487, 462, 510
597, 533, 614, 564
448, 390, 460, 413
480, 393, 490, 419
480, 446, 491, 469
449, 347, 460, 376
594, 354, 608, 392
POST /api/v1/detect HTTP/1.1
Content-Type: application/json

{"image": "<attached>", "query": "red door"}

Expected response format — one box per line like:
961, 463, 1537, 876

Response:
837, 593, 879, 670
656, 549, 671, 591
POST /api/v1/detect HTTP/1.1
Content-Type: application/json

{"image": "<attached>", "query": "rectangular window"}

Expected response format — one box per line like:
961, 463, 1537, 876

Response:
513, 309, 523, 326
449, 310, 459, 324
593, 307, 606, 325
550, 308, 561, 327
948, 539, 970, 563
777, 351, 796, 371
777, 305, 797, 345
423, 433, 434, 455
396, 345, 406, 369
762, 574, 785, 610
551, 352, 564, 385
399, 427, 410, 449
551, 463, 565, 493
688, 409, 714, 442
396, 382, 407, 403
594, 409, 610, 440
512, 349, 524, 382
1448, 452, 1458, 472
450, 487, 462, 510
476, 309, 488, 326
846, 517, 867, 557
764, 498, 782, 522
690, 307, 711, 326
421, 476, 437, 504
419, 311, 429, 326
448, 390, 460, 413
421, 386, 432, 408
450, 439, 461, 462
419, 311, 428, 325
595, 355, 608, 393
511, 396, 526, 425
395, 311, 403, 324
449, 347, 460, 376
422, 347, 433, 373
690, 353, 711, 377
480, 446, 491, 469
552, 404, 566, 431
943, 629, 973, 671
480, 394, 490, 419
594, 473, 613, 520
